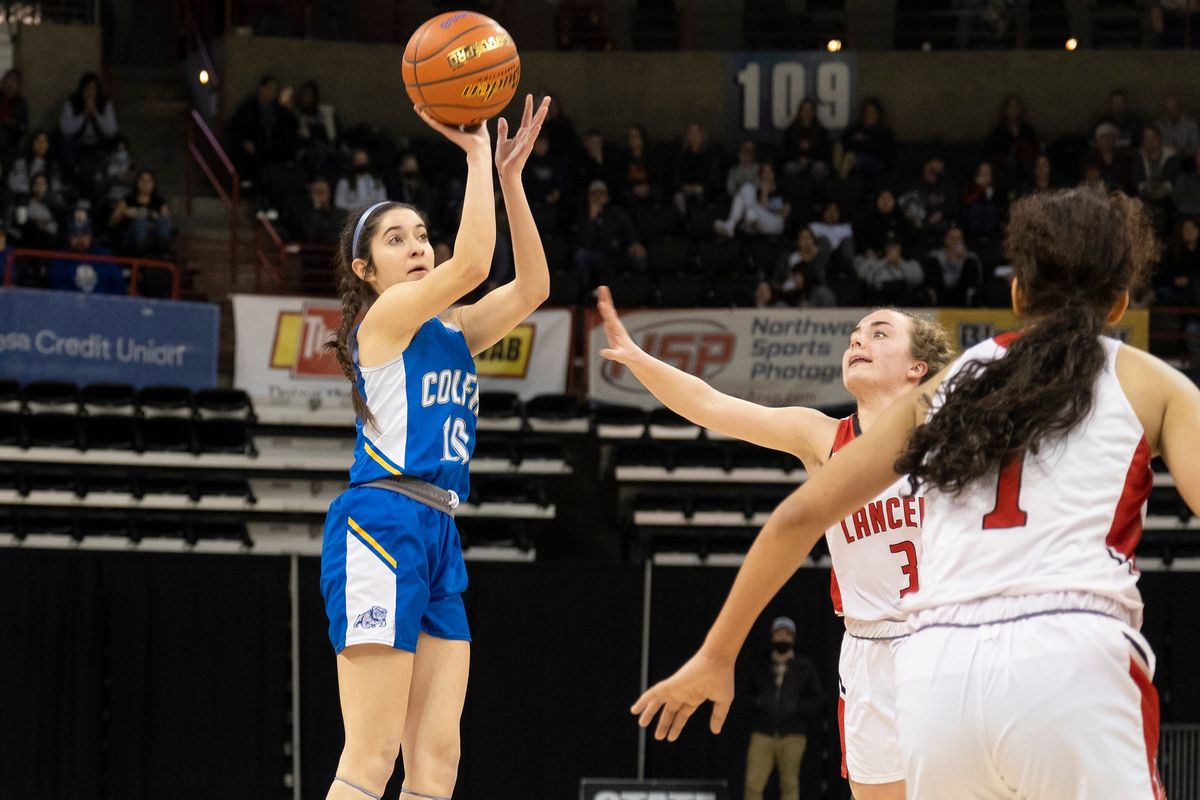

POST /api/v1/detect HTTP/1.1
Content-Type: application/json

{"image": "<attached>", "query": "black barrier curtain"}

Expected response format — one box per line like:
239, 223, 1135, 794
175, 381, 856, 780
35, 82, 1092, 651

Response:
0, 550, 291, 800
299, 559, 645, 800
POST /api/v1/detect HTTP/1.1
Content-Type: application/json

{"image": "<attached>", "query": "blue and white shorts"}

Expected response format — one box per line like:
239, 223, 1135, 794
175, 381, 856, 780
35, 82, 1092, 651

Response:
320, 486, 470, 653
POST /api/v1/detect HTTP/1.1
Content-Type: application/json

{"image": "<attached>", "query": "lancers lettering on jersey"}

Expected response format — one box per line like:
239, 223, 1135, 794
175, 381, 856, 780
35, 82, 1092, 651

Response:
420, 368, 480, 416
840, 495, 925, 544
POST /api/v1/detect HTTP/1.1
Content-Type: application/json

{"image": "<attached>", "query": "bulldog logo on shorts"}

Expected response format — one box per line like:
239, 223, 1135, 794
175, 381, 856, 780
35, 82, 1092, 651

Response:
354, 606, 388, 629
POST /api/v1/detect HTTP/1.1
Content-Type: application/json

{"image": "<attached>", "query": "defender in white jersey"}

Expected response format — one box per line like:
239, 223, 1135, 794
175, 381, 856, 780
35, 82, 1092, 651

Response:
632, 188, 1200, 800
597, 289, 952, 799
320, 96, 552, 800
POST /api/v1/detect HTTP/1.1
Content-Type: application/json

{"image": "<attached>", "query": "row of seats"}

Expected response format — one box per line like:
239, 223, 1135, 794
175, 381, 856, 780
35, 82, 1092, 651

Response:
0, 380, 253, 419
0, 466, 254, 501
0, 413, 254, 454
0, 506, 251, 545
616, 439, 803, 473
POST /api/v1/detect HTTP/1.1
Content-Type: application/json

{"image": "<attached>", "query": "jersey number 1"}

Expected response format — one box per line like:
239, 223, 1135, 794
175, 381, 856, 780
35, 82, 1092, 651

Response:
982, 451, 1028, 529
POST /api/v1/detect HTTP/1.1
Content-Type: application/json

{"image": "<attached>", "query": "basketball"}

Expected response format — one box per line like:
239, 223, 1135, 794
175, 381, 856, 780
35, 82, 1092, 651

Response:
403, 11, 520, 127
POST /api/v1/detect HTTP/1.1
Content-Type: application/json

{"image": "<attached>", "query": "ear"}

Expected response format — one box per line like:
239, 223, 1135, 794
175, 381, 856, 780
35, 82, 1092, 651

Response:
351, 257, 369, 282
1010, 275, 1025, 316
909, 359, 929, 382
1107, 289, 1130, 325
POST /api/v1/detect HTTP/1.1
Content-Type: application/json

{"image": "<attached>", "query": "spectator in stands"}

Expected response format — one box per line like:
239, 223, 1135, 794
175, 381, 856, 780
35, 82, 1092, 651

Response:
1157, 95, 1199, 158
923, 226, 984, 307
577, 129, 620, 198
58, 72, 118, 192
293, 79, 340, 175
856, 235, 924, 303
782, 227, 832, 285
386, 153, 434, 213
540, 94, 580, 164
108, 170, 173, 255
1020, 153, 1063, 196
810, 200, 855, 267
960, 161, 1005, 243
47, 213, 122, 294
986, 93, 1040, 183
1155, 217, 1200, 306
334, 148, 387, 211
900, 152, 958, 247
714, 163, 790, 238
669, 122, 721, 215
1084, 122, 1133, 193
226, 75, 298, 188
0, 69, 28, 159
285, 176, 341, 246
856, 188, 914, 255
743, 616, 824, 800
758, 229, 837, 308
524, 134, 570, 222
98, 135, 137, 202
8, 130, 63, 197
1173, 149, 1200, 218
12, 171, 64, 249
616, 123, 658, 207
573, 179, 646, 283
726, 139, 761, 197
1094, 88, 1144, 152
835, 97, 895, 179
1133, 125, 1181, 227
780, 98, 832, 179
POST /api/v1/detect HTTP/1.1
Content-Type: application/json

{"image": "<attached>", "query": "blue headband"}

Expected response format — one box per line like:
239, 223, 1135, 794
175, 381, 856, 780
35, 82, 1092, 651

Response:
351, 201, 390, 259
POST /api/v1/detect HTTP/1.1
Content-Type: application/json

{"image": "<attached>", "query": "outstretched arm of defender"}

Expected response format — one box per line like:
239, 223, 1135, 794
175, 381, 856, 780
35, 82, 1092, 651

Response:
597, 285, 839, 469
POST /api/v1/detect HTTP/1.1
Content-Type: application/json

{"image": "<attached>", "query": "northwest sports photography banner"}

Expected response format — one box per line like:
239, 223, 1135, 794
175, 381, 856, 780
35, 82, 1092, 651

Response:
585, 307, 1151, 410
232, 294, 572, 421
0, 287, 219, 389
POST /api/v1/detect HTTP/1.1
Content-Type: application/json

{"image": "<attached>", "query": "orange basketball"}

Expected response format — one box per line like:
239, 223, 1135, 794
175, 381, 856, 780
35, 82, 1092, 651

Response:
403, 11, 520, 127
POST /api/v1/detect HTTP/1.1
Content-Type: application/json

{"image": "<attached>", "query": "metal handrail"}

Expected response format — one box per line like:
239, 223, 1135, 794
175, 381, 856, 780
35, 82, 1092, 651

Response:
185, 108, 240, 281
2, 247, 182, 299
254, 216, 337, 295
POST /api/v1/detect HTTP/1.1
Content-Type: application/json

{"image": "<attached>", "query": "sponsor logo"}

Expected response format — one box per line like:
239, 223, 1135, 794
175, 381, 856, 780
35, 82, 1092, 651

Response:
460, 63, 521, 101
267, 302, 343, 378
354, 606, 388, 629
440, 12, 469, 28
474, 323, 534, 378
446, 33, 512, 71
601, 318, 734, 393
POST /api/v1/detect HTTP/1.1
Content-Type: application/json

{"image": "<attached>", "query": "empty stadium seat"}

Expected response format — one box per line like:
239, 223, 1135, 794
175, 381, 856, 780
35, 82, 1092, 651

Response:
647, 407, 701, 439
77, 511, 133, 539
616, 441, 669, 469
673, 440, 727, 470
25, 467, 81, 496
195, 418, 252, 454
82, 471, 138, 498
190, 519, 252, 546
194, 476, 255, 502
634, 204, 679, 240
194, 388, 254, 420
21, 508, 77, 538
82, 414, 139, 451
140, 417, 194, 452
594, 404, 645, 438
25, 413, 82, 449
478, 391, 523, 432
0, 411, 23, 447
137, 385, 193, 417
525, 394, 589, 433
473, 439, 517, 464
645, 238, 692, 275
515, 440, 568, 466
24, 380, 79, 413
0, 380, 20, 412
695, 239, 747, 277
81, 383, 136, 416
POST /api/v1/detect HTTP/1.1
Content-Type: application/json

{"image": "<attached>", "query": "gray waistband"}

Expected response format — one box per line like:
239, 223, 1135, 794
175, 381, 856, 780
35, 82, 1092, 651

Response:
360, 476, 460, 516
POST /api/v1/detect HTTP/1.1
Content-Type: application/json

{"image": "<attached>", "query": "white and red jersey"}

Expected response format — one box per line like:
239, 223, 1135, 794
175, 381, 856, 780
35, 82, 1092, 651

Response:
902, 333, 1152, 622
824, 415, 925, 624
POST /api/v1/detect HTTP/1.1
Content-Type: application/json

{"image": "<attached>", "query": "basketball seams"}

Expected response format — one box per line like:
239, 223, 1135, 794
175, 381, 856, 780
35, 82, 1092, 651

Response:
404, 21, 508, 66
403, 12, 518, 126
407, 53, 519, 90
410, 16, 436, 110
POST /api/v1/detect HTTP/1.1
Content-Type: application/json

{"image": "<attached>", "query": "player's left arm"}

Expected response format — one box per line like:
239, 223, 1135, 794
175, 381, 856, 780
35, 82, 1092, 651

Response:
453, 95, 552, 356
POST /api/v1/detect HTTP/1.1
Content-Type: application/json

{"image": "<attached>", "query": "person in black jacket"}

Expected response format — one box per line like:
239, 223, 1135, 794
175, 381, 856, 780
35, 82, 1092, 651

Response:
744, 616, 824, 800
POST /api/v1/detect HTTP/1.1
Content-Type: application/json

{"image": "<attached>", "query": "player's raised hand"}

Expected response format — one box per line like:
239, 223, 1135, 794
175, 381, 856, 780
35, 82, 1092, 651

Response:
630, 649, 734, 742
494, 94, 551, 180
597, 285, 643, 365
414, 105, 491, 156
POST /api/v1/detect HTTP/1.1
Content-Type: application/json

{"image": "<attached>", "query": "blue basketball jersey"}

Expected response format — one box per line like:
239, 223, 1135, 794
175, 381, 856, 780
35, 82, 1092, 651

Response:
348, 317, 478, 499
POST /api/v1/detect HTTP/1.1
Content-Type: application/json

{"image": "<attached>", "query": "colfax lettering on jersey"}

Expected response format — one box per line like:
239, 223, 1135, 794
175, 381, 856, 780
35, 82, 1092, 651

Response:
420, 369, 480, 416
841, 495, 925, 544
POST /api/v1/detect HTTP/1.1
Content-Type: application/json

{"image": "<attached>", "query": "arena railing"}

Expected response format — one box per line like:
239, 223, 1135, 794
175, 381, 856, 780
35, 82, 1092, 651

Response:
1, 247, 182, 299
185, 109, 240, 282
255, 216, 337, 296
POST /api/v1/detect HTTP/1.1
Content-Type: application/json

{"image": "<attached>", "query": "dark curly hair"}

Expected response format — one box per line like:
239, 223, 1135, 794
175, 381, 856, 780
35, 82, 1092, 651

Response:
896, 188, 1158, 495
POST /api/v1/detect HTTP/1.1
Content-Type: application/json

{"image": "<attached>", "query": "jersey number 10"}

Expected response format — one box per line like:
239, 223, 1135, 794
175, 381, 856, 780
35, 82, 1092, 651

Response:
442, 416, 471, 463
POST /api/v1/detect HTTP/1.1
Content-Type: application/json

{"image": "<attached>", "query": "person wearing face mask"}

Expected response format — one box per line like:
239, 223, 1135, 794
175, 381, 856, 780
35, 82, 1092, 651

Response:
743, 617, 824, 800
335, 148, 388, 212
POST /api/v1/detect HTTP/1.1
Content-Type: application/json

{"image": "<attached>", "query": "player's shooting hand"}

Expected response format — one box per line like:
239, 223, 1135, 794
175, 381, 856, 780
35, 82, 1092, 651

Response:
630, 649, 734, 742
597, 285, 643, 365
495, 94, 550, 180
415, 105, 491, 156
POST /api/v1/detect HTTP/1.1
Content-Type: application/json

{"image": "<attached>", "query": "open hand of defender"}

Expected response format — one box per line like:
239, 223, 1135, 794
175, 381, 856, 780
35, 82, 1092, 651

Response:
597, 285, 643, 365
494, 94, 551, 180
630, 649, 734, 742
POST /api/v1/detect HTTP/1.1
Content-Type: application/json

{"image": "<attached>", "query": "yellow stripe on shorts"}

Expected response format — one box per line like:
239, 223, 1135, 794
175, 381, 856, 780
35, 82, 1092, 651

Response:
347, 516, 397, 570
363, 441, 402, 476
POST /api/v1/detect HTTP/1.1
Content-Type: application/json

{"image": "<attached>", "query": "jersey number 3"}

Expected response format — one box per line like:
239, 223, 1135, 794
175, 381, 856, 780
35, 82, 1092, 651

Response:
982, 451, 1028, 529
442, 416, 471, 463
889, 540, 919, 597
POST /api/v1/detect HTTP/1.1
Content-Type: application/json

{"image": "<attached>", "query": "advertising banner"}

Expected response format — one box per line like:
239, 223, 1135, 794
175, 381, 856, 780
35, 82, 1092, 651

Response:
935, 307, 1149, 351
0, 287, 218, 389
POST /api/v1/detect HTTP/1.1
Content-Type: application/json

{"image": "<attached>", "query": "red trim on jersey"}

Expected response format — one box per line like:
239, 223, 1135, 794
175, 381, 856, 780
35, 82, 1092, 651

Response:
830, 568, 844, 614
1129, 658, 1168, 800
1106, 437, 1153, 561
828, 415, 858, 613
993, 330, 1022, 348
838, 694, 848, 779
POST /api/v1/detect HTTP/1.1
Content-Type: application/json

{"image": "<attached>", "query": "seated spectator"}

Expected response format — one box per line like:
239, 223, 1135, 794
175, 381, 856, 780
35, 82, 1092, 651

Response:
986, 93, 1040, 183
8, 129, 64, 197
835, 97, 895, 179
98, 135, 137, 203
923, 226, 984, 307
616, 124, 659, 206
782, 228, 832, 285
725, 139, 761, 197
293, 79, 341, 175
714, 163, 790, 238
780, 98, 832, 178
809, 200, 855, 266
577, 129, 621, 198
669, 122, 721, 215
1132, 125, 1181, 227
1173, 149, 1200, 218
108, 170, 173, 255
539, 94, 580, 165
12, 171, 64, 248
1083, 122, 1134, 193
285, 177, 341, 246
758, 228, 836, 307
0, 69, 28, 159
58, 72, 118, 191
226, 75, 298, 188
899, 153, 959, 247
757, 260, 836, 308
524, 135, 569, 209
856, 188, 914, 255
1155, 217, 1200, 306
573, 179, 646, 284
334, 148, 387, 211
1157, 95, 1199, 159
1093, 88, 1144, 152
47, 213, 122, 294
960, 161, 1005, 242
1020, 153, 1063, 196
855, 236, 924, 303
386, 153, 434, 212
